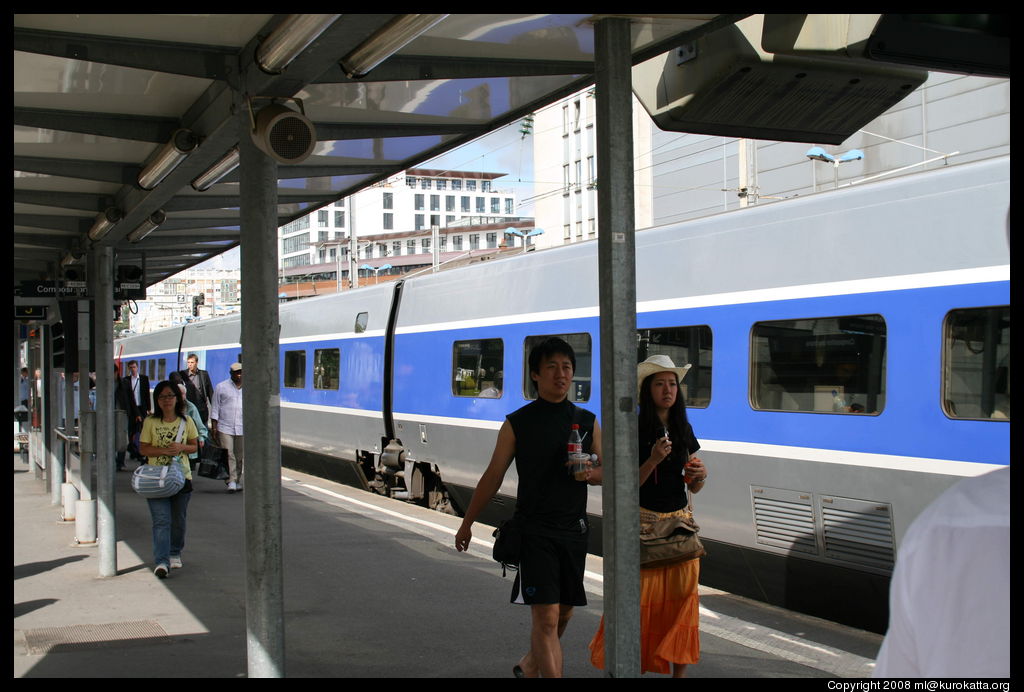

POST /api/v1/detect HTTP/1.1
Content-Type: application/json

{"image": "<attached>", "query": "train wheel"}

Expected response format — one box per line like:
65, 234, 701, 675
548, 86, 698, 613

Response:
425, 473, 456, 515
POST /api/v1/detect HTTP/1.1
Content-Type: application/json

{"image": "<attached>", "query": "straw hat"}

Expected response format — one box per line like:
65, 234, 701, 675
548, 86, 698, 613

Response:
636, 355, 691, 398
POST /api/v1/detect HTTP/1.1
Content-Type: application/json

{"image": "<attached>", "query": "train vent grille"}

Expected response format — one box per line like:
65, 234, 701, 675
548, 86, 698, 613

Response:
820, 496, 895, 571
751, 486, 818, 555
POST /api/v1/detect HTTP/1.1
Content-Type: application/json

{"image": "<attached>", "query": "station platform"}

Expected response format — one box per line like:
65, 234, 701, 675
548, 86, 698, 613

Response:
14, 453, 882, 678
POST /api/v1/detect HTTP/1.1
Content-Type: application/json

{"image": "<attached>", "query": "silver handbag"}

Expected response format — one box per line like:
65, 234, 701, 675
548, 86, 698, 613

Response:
131, 420, 187, 498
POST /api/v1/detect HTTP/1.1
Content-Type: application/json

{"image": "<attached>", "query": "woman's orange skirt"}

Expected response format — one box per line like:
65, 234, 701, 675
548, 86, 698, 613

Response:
589, 558, 700, 674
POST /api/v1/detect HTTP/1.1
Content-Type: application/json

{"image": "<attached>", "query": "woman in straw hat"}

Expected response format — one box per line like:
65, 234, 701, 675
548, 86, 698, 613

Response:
589, 355, 708, 677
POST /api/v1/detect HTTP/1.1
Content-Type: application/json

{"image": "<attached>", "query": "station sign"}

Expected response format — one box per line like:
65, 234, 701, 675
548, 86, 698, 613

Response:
17, 280, 89, 298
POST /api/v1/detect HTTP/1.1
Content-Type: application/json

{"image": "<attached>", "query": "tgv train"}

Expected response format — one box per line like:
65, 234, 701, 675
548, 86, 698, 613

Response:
117, 156, 1009, 632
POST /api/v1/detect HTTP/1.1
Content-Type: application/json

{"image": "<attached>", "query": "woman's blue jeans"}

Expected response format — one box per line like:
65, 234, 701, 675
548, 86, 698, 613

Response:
147, 490, 192, 567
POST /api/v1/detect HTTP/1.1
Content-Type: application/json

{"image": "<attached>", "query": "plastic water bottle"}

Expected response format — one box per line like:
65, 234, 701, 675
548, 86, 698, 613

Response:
568, 424, 587, 481
831, 389, 846, 412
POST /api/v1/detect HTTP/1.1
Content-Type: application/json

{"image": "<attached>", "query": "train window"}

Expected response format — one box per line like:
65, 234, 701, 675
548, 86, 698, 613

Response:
314, 349, 340, 390
148, 360, 156, 381
452, 339, 503, 397
638, 326, 712, 408
751, 315, 886, 414
284, 350, 306, 388
158, 359, 166, 381
522, 333, 592, 402
943, 306, 1010, 420
354, 312, 368, 334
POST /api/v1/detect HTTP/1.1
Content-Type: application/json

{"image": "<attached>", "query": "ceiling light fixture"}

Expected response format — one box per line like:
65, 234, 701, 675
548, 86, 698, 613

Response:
87, 207, 124, 241
138, 129, 198, 190
127, 210, 167, 243
191, 147, 240, 191
340, 14, 447, 78
257, 14, 342, 74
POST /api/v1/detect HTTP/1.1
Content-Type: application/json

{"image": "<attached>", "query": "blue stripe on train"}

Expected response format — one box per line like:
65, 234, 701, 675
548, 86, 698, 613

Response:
143, 278, 1007, 468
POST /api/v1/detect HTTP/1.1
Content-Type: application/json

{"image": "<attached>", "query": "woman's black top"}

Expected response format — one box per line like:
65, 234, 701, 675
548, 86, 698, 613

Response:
637, 422, 700, 513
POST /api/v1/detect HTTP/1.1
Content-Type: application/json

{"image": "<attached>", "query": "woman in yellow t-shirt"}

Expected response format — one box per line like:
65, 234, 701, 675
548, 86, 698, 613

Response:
139, 380, 198, 579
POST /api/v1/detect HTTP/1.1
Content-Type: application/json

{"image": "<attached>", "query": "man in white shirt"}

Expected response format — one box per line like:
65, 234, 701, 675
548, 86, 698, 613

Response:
873, 467, 1009, 678
210, 362, 244, 493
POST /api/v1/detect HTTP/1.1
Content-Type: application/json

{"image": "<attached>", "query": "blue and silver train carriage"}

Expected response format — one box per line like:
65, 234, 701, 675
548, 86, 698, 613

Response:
117, 155, 1009, 632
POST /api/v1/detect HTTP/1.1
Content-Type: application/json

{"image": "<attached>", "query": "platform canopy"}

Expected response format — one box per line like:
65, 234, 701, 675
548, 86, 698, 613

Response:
13, 13, 747, 290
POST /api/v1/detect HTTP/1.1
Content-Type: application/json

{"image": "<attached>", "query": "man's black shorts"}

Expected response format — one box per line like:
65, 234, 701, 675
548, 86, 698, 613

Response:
511, 531, 588, 607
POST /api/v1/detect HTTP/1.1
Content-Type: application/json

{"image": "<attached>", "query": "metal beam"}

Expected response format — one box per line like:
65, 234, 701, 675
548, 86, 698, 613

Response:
14, 26, 236, 80
14, 213, 88, 233
14, 156, 139, 185
314, 55, 593, 83
13, 107, 179, 143
312, 121, 491, 141
163, 191, 338, 212
14, 189, 111, 213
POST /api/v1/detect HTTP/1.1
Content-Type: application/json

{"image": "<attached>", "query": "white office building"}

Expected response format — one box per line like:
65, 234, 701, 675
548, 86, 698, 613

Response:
530, 73, 1009, 246
278, 168, 523, 274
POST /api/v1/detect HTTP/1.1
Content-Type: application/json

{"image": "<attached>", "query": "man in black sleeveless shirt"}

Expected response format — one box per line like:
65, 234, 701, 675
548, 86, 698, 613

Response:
455, 337, 603, 678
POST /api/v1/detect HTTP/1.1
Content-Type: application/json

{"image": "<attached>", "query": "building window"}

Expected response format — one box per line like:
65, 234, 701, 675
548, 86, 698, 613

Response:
430, 194, 440, 211
452, 339, 504, 398
469, 234, 480, 250
446, 195, 455, 212
445, 215, 455, 225
486, 232, 497, 248
420, 179, 430, 190
505, 198, 515, 215
422, 238, 431, 251
383, 212, 393, 230
466, 180, 477, 191
407, 239, 416, 254
415, 194, 425, 210
335, 210, 345, 227
461, 196, 471, 212
482, 180, 491, 192
393, 241, 402, 256
318, 210, 328, 227
383, 192, 393, 210
490, 198, 500, 214
436, 179, 447, 190
283, 233, 310, 254
451, 179, 462, 191
415, 214, 424, 230
406, 176, 417, 188
284, 350, 306, 388
751, 314, 887, 414
943, 306, 1010, 420
452, 235, 463, 251
476, 197, 486, 213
